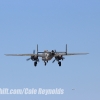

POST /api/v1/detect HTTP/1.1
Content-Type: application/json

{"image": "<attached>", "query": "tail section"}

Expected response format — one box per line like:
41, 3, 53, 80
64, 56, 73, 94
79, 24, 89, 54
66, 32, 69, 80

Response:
37, 44, 38, 55
66, 44, 67, 55
37, 44, 67, 55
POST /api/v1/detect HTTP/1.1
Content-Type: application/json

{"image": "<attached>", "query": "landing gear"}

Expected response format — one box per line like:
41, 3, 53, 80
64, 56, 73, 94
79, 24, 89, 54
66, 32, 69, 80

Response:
58, 61, 61, 66
44, 62, 46, 66
34, 61, 37, 67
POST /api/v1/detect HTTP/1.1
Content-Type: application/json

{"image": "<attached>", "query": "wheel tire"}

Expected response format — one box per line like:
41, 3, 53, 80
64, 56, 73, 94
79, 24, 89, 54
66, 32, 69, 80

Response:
34, 62, 37, 67
58, 62, 61, 66
45, 62, 46, 66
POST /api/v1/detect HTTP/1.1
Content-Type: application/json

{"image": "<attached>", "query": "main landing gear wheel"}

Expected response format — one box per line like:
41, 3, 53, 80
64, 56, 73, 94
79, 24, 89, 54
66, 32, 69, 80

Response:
44, 62, 46, 66
58, 61, 61, 66
34, 61, 37, 67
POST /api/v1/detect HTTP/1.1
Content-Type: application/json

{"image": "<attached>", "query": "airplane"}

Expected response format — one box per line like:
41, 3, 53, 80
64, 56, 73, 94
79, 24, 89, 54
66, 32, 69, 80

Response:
5, 44, 89, 67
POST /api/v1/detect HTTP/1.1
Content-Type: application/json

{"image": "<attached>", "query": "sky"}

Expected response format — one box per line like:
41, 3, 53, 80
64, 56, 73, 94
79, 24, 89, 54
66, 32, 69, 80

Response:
0, 0, 100, 100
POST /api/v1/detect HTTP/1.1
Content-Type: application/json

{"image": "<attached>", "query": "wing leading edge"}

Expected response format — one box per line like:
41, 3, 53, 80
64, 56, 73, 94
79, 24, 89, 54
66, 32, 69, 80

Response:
4, 54, 43, 57
55, 53, 89, 56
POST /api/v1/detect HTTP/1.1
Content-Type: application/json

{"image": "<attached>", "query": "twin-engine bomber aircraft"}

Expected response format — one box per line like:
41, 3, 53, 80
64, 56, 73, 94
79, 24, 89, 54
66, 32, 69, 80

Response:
5, 44, 89, 66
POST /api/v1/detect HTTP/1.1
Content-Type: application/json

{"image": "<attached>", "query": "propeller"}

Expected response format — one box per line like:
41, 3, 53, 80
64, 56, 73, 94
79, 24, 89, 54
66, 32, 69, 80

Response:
52, 55, 65, 63
26, 50, 35, 61
52, 59, 56, 63
62, 57, 65, 60
26, 58, 31, 61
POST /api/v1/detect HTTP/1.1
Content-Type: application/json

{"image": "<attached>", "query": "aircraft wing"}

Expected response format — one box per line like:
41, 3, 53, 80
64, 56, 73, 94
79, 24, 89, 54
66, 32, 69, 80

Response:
4, 54, 43, 57
66, 53, 89, 55
54, 53, 89, 56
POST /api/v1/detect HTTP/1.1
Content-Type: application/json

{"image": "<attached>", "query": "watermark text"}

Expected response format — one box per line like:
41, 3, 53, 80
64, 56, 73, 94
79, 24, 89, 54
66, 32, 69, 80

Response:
0, 88, 64, 95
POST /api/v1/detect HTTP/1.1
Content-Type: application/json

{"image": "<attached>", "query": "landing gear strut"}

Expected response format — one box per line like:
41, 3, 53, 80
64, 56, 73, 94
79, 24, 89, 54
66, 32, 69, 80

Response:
34, 61, 37, 67
44, 62, 46, 66
58, 61, 61, 66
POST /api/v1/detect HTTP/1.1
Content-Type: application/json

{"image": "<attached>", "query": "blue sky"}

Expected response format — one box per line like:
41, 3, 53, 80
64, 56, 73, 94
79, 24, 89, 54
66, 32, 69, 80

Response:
0, 0, 100, 100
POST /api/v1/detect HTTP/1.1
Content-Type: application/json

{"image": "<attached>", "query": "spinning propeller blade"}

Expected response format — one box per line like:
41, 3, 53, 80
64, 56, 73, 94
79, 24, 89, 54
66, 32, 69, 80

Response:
52, 59, 55, 63
26, 58, 31, 61
26, 49, 35, 61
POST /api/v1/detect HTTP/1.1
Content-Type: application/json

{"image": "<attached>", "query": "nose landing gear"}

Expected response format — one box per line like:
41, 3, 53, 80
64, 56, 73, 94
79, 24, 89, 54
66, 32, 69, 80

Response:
44, 60, 48, 66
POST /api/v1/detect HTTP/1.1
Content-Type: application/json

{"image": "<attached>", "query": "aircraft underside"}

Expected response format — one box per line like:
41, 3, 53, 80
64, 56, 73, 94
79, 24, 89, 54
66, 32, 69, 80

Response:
33, 60, 62, 67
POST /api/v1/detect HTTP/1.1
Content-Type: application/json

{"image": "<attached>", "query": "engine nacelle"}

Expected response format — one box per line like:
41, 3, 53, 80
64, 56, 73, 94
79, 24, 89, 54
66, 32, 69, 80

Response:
55, 55, 64, 60
31, 56, 38, 61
